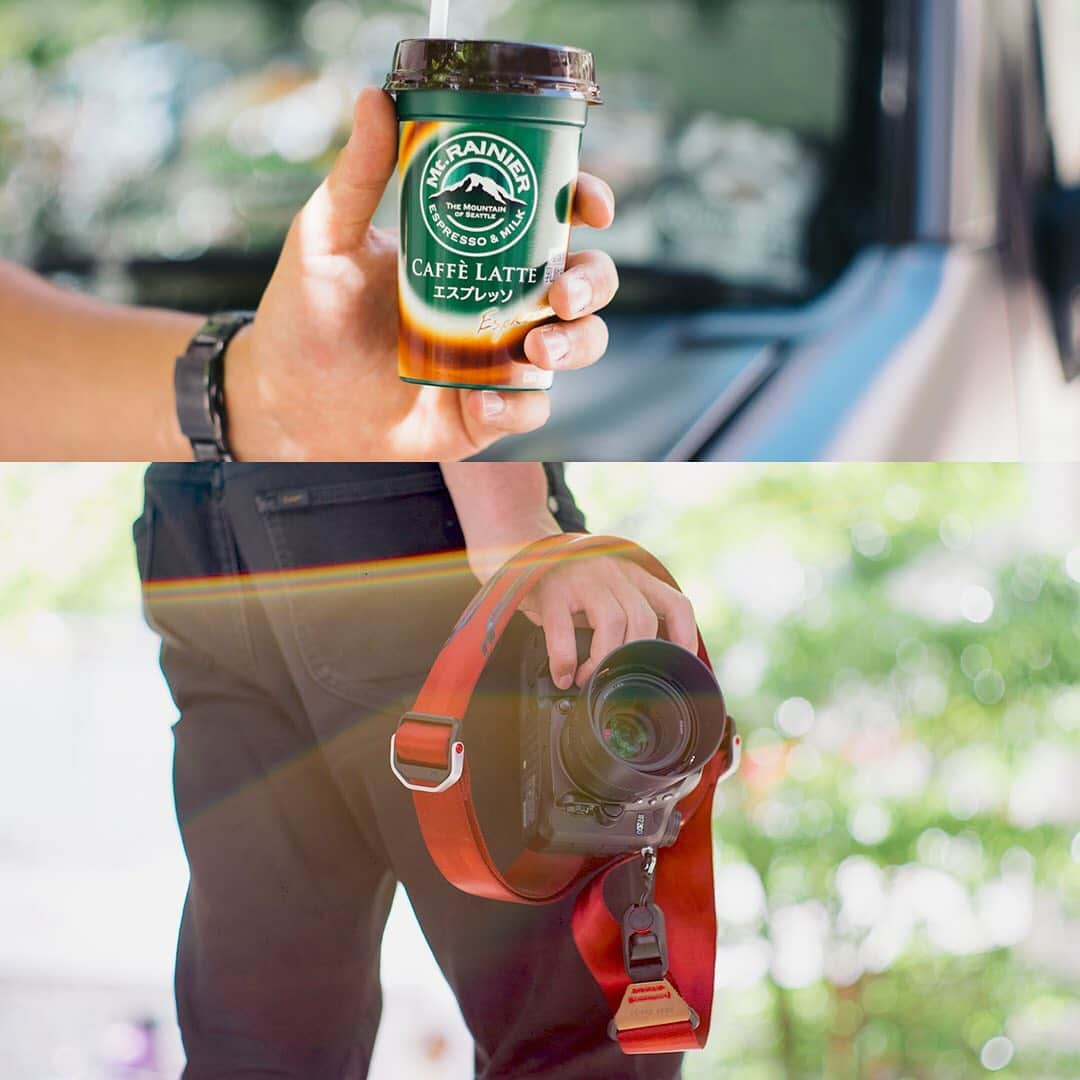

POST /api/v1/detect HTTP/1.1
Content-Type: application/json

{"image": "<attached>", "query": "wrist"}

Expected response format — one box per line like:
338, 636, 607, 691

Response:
465, 513, 563, 585
224, 324, 302, 461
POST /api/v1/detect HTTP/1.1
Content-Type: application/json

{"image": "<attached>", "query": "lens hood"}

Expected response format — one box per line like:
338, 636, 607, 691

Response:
559, 639, 727, 804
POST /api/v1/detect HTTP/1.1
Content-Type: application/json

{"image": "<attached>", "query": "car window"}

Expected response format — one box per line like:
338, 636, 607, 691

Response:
0, 0, 871, 311
497, 0, 862, 304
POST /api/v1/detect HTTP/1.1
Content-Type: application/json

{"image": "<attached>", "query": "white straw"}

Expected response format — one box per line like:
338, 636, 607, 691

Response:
428, 0, 450, 38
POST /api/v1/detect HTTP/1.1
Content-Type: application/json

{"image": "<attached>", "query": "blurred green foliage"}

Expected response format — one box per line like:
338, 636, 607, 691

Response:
2, 462, 1079, 1078
1, 0, 851, 298
0, 0, 419, 66
495, 0, 850, 132
571, 463, 1080, 1080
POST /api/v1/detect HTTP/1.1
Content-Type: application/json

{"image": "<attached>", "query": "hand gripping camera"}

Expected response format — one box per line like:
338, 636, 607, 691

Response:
520, 628, 732, 856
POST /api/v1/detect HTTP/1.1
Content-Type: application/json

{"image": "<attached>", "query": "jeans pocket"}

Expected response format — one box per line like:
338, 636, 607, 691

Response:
254, 475, 480, 703
136, 472, 260, 684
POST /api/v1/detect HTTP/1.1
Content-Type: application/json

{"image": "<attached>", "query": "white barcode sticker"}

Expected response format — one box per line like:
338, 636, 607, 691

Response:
544, 247, 567, 285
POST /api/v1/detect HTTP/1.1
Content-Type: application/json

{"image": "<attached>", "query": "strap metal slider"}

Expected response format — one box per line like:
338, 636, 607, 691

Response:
390, 713, 464, 794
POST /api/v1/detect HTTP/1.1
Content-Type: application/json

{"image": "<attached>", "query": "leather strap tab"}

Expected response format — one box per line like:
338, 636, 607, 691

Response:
613, 978, 694, 1033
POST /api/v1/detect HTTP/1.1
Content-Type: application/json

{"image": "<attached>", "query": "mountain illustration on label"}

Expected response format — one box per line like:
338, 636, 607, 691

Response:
432, 173, 528, 209
419, 132, 539, 257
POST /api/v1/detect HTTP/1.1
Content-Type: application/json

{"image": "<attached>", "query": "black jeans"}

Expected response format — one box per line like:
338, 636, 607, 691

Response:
134, 464, 681, 1080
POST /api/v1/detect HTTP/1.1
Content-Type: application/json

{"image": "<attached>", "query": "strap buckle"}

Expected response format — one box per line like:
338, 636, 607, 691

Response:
610, 908, 701, 1039
390, 713, 464, 794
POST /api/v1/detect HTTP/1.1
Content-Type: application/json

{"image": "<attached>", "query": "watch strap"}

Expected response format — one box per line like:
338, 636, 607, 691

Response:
175, 311, 254, 462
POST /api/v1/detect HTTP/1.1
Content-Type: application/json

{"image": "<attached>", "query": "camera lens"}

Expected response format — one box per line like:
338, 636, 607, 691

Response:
595, 673, 691, 771
601, 710, 655, 763
559, 640, 727, 804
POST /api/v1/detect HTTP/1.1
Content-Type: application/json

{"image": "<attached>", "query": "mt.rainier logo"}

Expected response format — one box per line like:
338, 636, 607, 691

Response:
433, 173, 527, 209
420, 131, 538, 257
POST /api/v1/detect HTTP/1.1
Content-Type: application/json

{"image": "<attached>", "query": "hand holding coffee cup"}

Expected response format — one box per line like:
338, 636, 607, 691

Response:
229, 87, 616, 460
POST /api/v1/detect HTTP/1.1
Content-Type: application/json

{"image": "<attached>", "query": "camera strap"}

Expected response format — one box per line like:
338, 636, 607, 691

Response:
391, 533, 740, 1054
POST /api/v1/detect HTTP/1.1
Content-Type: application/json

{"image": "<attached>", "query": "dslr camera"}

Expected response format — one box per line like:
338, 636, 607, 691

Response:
520, 629, 733, 856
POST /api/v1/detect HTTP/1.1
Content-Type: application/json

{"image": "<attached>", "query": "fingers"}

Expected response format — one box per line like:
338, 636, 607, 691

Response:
548, 250, 619, 322
577, 571, 664, 685
579, 587, 628, 686
460, 389, 552, 450
523, 315, 609, 372
531, 557, 699, 690
622, 562, 699, 653
295, 87, 398, 257
571, 172, 616, 229
522, 248, 618, 370
609, 576, 661, 643
542, 600, 579, 691
578, 561, 698, 685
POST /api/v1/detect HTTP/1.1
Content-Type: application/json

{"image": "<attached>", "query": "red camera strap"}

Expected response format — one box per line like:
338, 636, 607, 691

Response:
393, 534, 735, 1054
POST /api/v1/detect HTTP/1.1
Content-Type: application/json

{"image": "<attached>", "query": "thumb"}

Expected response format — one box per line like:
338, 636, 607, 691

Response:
296, 87, 398, 256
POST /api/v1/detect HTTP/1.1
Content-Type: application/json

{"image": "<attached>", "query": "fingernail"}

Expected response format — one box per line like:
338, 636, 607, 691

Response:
480, 391, 506, 419
541, 326, 571, 366
563, 272, 593, 316
556, 673, 573, 690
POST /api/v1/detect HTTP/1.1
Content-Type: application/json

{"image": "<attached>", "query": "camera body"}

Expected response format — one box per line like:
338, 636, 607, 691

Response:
520, 629, 728, 857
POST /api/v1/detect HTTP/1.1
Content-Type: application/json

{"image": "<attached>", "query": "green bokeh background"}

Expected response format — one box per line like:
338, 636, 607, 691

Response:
2, 463, 1078, 1079
0, 0, 856, 302
0, 0, 848, 133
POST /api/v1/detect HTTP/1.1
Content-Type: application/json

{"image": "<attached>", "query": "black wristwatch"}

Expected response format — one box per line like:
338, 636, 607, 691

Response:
174, 311, 255, 462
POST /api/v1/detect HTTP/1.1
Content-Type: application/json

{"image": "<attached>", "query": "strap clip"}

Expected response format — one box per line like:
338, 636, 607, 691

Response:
621, 902, 669, 984
390, 713, 464, 794
611, 905, 701, 1039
